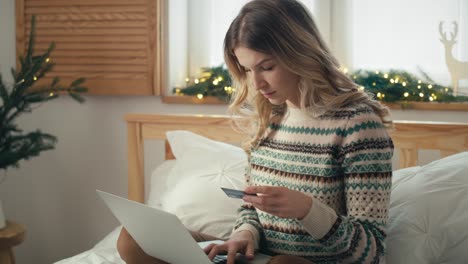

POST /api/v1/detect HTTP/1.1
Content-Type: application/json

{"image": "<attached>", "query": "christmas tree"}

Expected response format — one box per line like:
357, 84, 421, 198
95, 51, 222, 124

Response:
0, 15, 87, 170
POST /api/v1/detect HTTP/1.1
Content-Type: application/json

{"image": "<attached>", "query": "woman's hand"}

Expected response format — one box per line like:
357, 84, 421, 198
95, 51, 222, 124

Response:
203, 230, 255, 264
243, 186, 313, 219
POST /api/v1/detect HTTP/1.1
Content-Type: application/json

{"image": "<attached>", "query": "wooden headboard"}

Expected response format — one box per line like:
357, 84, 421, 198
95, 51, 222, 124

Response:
125, 114, 468, 202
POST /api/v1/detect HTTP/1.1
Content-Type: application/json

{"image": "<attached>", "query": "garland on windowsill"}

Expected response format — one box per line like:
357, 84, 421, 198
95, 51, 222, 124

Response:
172, 65, 232, 102
173, 65, 468, 104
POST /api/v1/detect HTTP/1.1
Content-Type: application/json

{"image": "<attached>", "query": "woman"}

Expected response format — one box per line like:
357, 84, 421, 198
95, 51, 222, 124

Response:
117, 0, 393, 263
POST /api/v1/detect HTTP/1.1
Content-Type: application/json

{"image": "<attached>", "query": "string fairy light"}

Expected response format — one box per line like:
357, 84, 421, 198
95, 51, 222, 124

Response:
175, 67, 468, 103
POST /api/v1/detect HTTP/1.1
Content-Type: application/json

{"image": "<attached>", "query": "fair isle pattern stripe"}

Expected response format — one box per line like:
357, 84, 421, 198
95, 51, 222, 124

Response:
269, 120, 385, 137
234, 104, 393, 263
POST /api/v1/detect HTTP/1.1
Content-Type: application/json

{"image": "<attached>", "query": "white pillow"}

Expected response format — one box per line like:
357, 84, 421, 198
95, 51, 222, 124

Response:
387, 151, 468, 264
161, 131, 248, 240
147, 159, 177, 208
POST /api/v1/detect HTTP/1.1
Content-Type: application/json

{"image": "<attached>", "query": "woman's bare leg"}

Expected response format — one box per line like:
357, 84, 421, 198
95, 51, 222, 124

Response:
117, 227, 220, 264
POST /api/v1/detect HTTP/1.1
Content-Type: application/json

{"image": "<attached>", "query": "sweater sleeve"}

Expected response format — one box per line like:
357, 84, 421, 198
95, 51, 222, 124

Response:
231, 204, 263, 250
231, 165, 263, 250
299, 113, 393, 263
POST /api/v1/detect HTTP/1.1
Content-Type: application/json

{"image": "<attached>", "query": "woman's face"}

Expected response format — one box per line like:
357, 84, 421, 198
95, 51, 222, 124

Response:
234, 46, 301, 108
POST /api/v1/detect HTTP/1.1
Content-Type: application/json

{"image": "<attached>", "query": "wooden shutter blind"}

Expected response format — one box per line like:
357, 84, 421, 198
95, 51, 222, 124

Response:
16, 0, 166, 96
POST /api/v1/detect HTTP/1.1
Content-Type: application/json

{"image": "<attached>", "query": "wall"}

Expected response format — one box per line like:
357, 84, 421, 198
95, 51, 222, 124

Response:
0, 1, 227, 263
0, 0, 467, 263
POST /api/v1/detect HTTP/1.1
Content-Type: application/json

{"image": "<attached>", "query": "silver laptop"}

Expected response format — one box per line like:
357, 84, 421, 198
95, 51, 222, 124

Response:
97, 190, 271, 264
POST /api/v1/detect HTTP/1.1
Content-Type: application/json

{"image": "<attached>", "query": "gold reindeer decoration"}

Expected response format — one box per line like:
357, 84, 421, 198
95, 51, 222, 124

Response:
439, 21, 468, 96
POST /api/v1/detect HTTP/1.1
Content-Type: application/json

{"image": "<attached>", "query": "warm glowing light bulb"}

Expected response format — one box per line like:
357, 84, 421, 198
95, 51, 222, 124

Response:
428, 84, 433, 89
404, 92, 409, 97
418, 80, 422, 84
33, 76, 37, 81
429, 97, 434, 101
445, 88, 449, 92
185, 77, 190, 83
46, 58, 50, 63
213, 80, 219, 85
402, 82, 407, 87
377, 92, 382, 98
372, 82, 376, 86
197, 93, 204, 99
384, 74, 388, 79
49, 92, 54, 97
194, 79, 199, 84
217, 76, 223, 81
419, 93, 424, 97
417, 85, 421, 89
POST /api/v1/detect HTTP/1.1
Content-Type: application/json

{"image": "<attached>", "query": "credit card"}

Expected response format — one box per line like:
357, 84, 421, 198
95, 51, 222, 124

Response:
221, 187, 257, 199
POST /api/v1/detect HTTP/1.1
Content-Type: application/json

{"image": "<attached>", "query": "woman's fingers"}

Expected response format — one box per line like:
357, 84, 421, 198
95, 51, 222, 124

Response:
206, 238, 253, 264
245, 240, 255, 259
243, 186, 313, 219
207, 243, 227, 260
226, 245, 238, 264
203, 243, 217, 254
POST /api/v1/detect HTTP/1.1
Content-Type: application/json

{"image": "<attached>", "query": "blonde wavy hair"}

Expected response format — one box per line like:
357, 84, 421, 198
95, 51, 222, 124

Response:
224, 0, 391, 153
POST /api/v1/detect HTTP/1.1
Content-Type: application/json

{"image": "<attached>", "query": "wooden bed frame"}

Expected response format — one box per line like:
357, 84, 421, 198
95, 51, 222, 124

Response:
125, 114, 468, 202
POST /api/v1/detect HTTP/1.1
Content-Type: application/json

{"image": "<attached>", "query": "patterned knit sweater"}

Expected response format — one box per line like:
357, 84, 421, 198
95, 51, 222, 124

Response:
233, 104, 394, 264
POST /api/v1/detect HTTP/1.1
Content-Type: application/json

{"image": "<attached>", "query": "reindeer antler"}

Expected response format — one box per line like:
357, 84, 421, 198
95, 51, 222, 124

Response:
439, 21, 456, 44
439, 22, 445, 40
451, 21, 458, 41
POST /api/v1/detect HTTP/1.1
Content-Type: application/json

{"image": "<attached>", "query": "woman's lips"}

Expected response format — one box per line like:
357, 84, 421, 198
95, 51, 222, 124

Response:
262, 91, 276, 98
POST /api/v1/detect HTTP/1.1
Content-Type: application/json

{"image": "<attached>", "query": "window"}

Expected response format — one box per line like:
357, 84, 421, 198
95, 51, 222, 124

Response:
350, 0, 468, 96
167, 0, 324, 94
16, 0, 165, 95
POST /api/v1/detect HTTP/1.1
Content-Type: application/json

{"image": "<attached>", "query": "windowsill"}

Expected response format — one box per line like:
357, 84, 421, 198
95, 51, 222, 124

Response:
162, 95, 468, 111
384, 102, 468, 111
162, 95, 227, 105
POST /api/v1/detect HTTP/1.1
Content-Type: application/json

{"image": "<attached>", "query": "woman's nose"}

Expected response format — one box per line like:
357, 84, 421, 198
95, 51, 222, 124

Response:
252, 73, 266, 90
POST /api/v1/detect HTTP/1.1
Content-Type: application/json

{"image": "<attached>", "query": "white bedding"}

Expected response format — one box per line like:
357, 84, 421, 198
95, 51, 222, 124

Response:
55, 226, 123, 264
55, 131, 468, 264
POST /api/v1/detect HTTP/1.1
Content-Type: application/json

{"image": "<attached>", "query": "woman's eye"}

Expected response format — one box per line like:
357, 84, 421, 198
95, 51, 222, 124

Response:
261, 66, 274, 71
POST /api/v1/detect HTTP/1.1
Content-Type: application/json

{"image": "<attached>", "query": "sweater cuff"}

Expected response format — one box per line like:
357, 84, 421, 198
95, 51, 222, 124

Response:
299, 198, 338, 239
232, 223, 260, 250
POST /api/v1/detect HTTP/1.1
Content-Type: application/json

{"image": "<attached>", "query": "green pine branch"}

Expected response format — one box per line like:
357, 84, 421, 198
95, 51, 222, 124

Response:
173, 65, 233, 101
0, 15, 88, 171
175, 66, 468, 104
350, 69, 468, 103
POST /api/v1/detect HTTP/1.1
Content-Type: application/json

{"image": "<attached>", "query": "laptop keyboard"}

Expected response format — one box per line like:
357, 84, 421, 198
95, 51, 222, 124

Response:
212, 255, 228, 264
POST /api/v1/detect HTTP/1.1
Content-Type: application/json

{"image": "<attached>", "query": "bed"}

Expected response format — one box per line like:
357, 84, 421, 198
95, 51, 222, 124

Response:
56, 114, 468, 264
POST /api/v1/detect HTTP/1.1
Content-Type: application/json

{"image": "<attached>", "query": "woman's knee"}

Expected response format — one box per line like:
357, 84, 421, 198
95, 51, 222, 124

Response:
117, 227, 163, 264
117, 228, 137, 262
